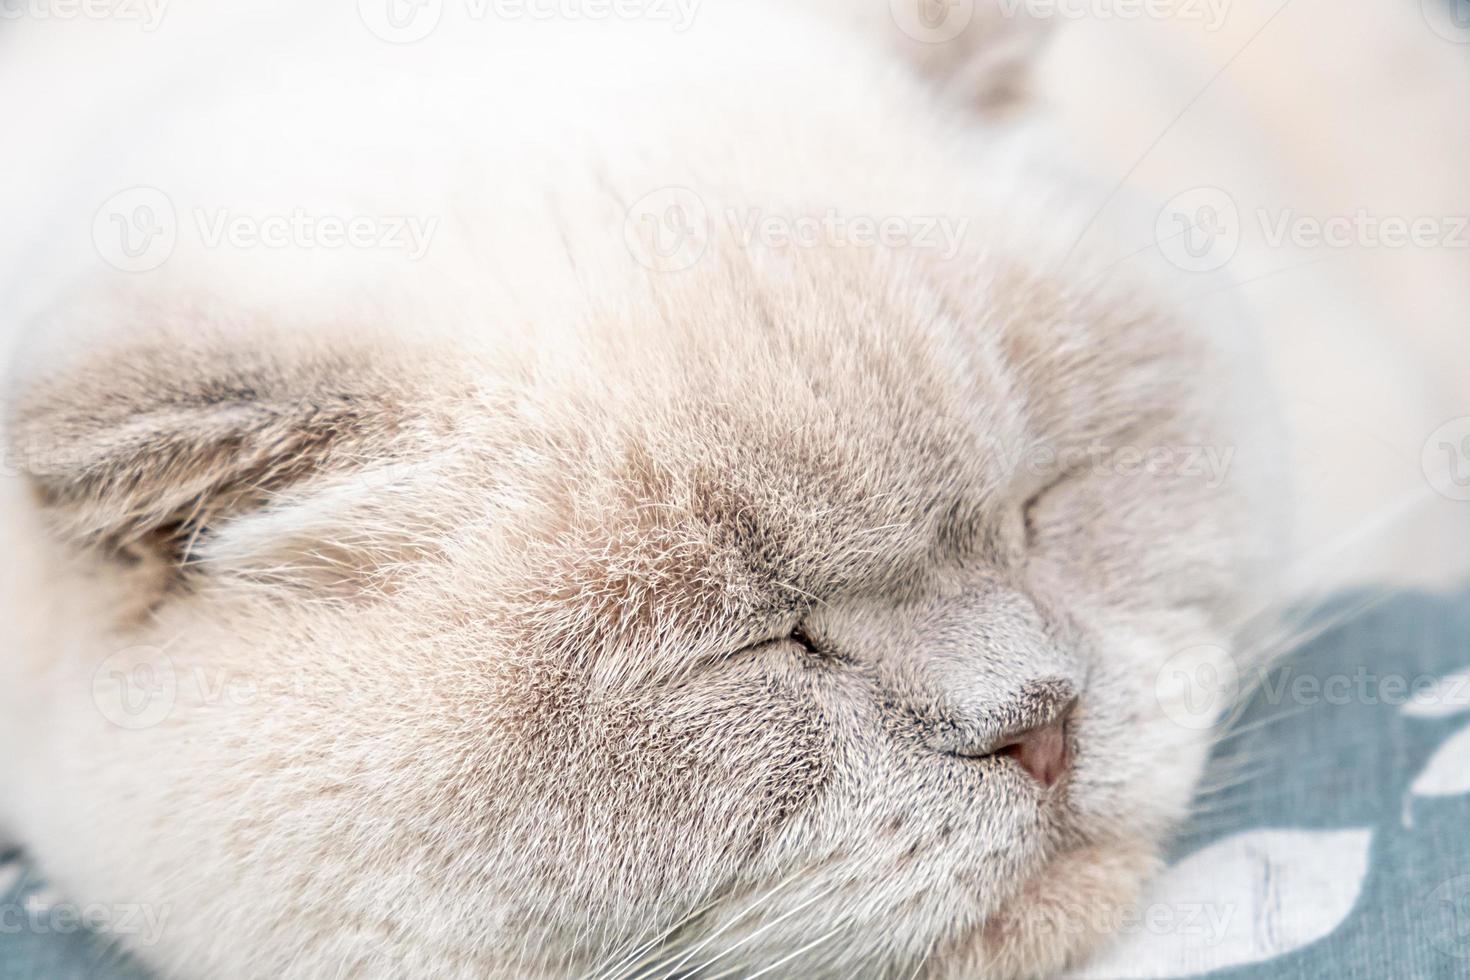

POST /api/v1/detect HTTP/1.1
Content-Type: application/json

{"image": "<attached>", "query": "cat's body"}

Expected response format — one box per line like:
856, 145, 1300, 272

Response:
0, 1, 1454, 977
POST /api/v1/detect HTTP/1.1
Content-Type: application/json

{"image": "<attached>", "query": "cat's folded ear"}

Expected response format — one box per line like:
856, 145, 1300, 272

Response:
879, 0, 1052, 112
5, 312, 442, 575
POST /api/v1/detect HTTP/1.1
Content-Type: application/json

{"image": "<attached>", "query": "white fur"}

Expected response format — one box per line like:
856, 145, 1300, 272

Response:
0, 2, 1459, 978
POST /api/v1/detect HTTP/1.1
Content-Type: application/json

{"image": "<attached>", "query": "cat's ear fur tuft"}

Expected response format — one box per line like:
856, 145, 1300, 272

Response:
849, 0, 1054, 112
5, 321, 424, 568
898, 0, 1052, 111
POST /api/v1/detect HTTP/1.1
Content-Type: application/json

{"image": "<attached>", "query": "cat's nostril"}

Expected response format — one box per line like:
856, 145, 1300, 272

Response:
993, 701, 1074, 788
941, 695, 1077, 787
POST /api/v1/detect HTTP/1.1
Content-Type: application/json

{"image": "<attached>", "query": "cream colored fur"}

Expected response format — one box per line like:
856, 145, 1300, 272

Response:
0, 1, 1460, 977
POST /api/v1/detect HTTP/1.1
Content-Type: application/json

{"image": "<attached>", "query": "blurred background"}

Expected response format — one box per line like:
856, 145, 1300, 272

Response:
1035, 0, 1470, 594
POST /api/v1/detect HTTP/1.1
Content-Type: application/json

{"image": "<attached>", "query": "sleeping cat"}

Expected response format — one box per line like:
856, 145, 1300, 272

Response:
0, 1, 1289, 976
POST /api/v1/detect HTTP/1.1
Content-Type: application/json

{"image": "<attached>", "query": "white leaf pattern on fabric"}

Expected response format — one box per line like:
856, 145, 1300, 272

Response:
1402, 667, 1470, 719
1068, 828, 1373, 979
1409, 723, 1470, 798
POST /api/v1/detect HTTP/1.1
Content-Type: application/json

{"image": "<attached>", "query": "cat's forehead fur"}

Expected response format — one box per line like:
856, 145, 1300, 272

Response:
148, 242, 1202, 693
483, 262, 1175, 625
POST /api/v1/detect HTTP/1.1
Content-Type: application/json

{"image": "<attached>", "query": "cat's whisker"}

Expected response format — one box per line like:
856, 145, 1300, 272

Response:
657, 881, 842, 980
612, 869, 815, 980
1192, 761, 1274, 799
1170, 258, 1337, 306
1188, 763, 1270, 801
590, 891, 733, 980
1233, 586, 1397, 697
1220, 477, 1453, 642
1231, 573, 1405, 690
587, 915, 686, 980
719, 923, 847, 980
1178, 474, 1464, 839
905, 938, 937, 980
1186, 796, 1257, 820
583, 924, 658, 980
770, 578, 823, 605
1057, 0, 1302, 269
1191, 748, 1264, 781
1180, 812, 1262, 841
1206, 703, 1308, 749
1074, 216, 1211, 290
848, 932, 913, 980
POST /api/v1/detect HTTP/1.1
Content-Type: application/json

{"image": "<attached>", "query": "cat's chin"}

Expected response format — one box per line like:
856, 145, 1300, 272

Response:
929, 837, 1163, 980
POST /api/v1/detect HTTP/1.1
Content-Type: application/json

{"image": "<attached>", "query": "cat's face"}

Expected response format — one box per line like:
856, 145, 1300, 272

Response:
7, 237, 1271, 978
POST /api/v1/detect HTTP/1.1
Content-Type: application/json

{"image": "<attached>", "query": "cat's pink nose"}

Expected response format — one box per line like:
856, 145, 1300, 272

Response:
995, 703, 1074, 787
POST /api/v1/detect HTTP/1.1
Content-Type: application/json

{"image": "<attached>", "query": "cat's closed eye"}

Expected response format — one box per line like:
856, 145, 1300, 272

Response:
1021, 479, 1066, 550
727, 622, 845, 666
787, 623, 850, 664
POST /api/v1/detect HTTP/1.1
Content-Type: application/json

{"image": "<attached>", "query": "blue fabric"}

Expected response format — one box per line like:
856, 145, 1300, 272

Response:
3, 589, 1469, 979
0, 855, 151, 980
1160, 590, 1470, 979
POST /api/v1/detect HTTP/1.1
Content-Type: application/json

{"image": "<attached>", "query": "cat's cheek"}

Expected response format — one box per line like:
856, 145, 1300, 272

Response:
622, 654, 843, 837
1057, 623, 1221, 849
928, 836, 1164, 980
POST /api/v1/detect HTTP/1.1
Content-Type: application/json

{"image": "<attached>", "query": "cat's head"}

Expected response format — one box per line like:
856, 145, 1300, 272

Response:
7, 222, 1279, 976
0, 5, 1282, 976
